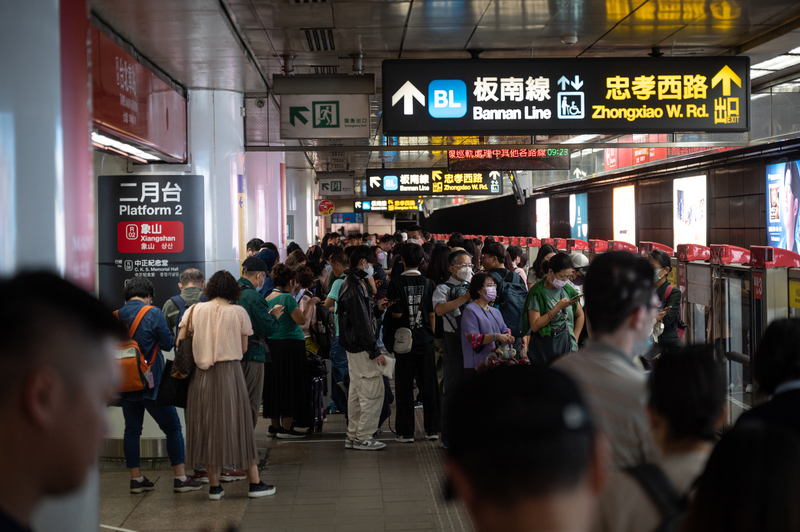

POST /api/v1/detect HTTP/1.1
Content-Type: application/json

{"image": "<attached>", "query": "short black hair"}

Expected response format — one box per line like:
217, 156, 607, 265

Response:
323, 245, 343, 261
296, 265, 315, 288
124, 276, 155, 301
648, 249, 672, 270
546, 252, 574, 275
287, 242, 301, 255
482, 242, 506, 261
407, 224, 422, 233
401, 243, 425, 268
448, 232, 465, 248
532, 244, 557, 277
649, 346, 726, 442
584, 252, 655, 334
423, 230, 431, 240
270, 263, 296, 288
330, 251, 348, 267
349, 245, 371, 270
507, 245, 524, 261
204, 270, 242, 301
379, 234, 395, 244
469, 272, 490, 300
263, 242, 278, 254
246, 238, 264, 252
754, 319, 800, 395
447, 365, 595, 503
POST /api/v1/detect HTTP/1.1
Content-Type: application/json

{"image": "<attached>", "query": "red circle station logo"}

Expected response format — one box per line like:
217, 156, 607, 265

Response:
318, 200, 335, 216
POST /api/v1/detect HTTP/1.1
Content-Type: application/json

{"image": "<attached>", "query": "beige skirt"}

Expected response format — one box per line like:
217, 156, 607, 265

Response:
186, 360, 258, 469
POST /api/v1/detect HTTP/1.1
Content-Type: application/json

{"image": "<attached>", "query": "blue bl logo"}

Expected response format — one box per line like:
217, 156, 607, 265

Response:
428, 80, 467, 118
384, 175, 399, 191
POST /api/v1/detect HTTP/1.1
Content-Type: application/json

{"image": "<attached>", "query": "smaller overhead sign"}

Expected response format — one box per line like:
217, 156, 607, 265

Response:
355, 199, 419, 212
316, 199, 335, 216
281, 94, 370, 139
448, 147, 570, 171
366, 168, 503, 197
331, 212, 364, 224
318, 177, 354, 196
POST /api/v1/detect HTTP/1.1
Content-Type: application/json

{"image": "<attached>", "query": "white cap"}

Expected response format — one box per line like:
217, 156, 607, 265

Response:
570, 252, 589, 269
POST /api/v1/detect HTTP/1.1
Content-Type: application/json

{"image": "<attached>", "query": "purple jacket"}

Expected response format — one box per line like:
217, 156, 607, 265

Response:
460, 302, 509, 369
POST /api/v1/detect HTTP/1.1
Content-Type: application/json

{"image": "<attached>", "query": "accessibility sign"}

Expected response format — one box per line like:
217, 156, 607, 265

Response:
382, 57, 750, 136
280, 94, 370, 139
366, 168, 503, 197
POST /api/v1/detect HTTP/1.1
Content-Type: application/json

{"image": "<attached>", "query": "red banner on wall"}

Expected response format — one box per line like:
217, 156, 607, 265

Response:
117, 221, 185, 254
92, 28, 187, 162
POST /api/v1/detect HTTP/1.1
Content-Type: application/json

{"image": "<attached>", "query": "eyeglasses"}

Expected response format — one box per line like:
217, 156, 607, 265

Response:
455, 263, 472, 269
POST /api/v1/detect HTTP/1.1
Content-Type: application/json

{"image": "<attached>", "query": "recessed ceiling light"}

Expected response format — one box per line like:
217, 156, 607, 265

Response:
91, 132, 161, 161
752, 55, 800, 71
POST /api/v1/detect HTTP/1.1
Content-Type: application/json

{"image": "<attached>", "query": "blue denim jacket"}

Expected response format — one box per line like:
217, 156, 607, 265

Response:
117, 300, 174, 401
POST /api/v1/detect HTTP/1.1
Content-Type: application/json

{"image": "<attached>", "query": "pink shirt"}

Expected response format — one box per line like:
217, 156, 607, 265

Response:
180, 302, 253, 370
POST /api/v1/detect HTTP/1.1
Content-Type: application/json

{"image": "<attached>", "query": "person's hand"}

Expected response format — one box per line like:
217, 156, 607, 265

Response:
377, 299, 393, 311
656, 309, 668, 322
555, 297, 572, 311
375, 354, 387, 366
497, 333, 514, 345
269, 304, 284, 318
460, 292, 472, 304
309, 297, 320, 306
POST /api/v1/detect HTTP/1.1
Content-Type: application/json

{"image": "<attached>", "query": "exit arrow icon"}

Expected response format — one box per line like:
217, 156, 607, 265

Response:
322, 183, 330, 191
711, 65, 741, 96
391, 81, 426, 115
370, 175, 382, 188
489, 171, 501, 180
289, 106, 309, 126
557, 76, 571, 90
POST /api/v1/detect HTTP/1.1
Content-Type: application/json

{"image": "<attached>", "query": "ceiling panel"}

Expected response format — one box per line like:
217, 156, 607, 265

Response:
335, 27, 405, 54
332, 2, 411, 29
407, 0, 490, 27
402, 25, 475, 52
466, 25, 545, 49
252, 3, 335, 29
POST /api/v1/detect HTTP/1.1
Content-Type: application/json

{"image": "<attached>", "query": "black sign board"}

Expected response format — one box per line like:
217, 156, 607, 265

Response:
448, 147, 570, 172
366, 168, 503, 197
382, 57, 750, 136
354, 199, 419, 212
98, 175, 205, 310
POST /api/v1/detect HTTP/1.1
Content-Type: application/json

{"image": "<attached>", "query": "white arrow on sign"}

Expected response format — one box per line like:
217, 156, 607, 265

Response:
573, 167, 587, 179
370, 175, 382, 188
489, 171, 501, 180
391, 81, 425, 115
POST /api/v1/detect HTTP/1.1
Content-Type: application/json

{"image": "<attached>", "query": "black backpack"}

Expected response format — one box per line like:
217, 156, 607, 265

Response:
444, 281, 470, 331
169, 294, 208, 348
624, 464, 688, 532
312, 302, 336, 359
490, 270, 528, 337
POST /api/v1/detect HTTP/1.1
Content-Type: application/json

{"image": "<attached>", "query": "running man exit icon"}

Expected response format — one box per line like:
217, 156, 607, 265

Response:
313, 101, 339, 128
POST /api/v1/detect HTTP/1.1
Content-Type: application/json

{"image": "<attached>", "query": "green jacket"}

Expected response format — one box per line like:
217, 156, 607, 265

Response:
522, 280, 579, 338
237, 277, 280, 363
162, 286, 204, 334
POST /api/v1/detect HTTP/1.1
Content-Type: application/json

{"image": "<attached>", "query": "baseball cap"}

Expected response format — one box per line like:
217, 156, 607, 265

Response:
570, 252, 590, 270
242, 257, 268, 273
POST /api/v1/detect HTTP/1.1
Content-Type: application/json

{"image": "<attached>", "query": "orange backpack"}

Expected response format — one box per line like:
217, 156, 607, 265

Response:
113, 306, 158, 393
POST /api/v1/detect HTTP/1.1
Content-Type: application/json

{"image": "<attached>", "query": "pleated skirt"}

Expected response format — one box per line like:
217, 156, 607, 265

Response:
186, 360, 258, 469
262, 338, 311, 420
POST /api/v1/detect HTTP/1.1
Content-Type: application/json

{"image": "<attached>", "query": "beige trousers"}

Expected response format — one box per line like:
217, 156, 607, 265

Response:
346, 350, 385, 441
240, 360, 264, 429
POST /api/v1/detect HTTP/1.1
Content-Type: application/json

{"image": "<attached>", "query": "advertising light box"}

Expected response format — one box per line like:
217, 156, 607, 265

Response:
383, 57, 750, 136
536, 198, 551, 239
673, 175, 707, 247
570, 193, 588, 239
613, 185, 636, 246
366, 168, 503, 197
766, 160, 800, 252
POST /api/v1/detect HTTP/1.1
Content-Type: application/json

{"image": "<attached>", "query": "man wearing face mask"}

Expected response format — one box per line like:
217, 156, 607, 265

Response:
433, 250, 474, 447
238, 257, 284, 427
406, 225, 431, 264
553, 252, 660, 470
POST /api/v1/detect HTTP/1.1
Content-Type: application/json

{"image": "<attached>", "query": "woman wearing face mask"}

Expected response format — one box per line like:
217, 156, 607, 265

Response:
524, 252, 584, 365
263, 264, 313, 439
648, 249, 681, 348
528, 243, 557, 290
369, 246, 388, 296
460, 272, 515, 376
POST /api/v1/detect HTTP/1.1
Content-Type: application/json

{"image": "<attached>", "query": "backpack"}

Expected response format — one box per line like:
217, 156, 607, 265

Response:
624, 464, 688, 532
443, 281, 470, 331
393, 327, 413, 354
490, 270, 528, 337
170, 293, 208, 347
312, 302, 337, 359
113, 306, 158, 393
665, 284, 686, 341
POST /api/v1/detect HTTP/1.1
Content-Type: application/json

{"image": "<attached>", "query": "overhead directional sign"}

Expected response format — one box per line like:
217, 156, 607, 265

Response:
355, 199, 419, 212
366, 168, 503, 197
280, 94, 370, 139
382, 57, 750, 135
318, 177, 354, 196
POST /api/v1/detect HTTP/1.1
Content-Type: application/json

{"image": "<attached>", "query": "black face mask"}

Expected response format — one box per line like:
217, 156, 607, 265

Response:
572, 275, 585, 286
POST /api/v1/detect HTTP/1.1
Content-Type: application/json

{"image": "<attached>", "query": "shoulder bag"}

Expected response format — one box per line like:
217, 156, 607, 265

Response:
172, 305, 197, 379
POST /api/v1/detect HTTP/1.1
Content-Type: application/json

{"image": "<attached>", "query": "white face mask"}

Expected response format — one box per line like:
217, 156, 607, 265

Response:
456, 266, 473, 282
407, 238, 420, 245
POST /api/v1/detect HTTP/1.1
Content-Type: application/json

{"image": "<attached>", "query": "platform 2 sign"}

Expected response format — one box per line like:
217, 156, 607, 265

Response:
382, 57, 750, 136
98, 175, 205, 309
366, 168, 504, 197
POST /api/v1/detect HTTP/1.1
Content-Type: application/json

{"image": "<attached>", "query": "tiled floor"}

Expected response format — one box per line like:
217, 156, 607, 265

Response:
99, 408, 472, 532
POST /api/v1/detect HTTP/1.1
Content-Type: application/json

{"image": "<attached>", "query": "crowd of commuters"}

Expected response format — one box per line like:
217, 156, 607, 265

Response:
7, 228, 800, 530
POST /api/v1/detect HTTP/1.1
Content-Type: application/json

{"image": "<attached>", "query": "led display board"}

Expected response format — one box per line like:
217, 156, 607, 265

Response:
366, 168, 503, 197
569, 193, 588, 239
383, 57, 750, 135
767, 160, 800, 252
447, 147, 570, 171
673, 175, 707, 247
536, 198, 551, 239
354, 199, 419, 212
613, 185, 636, 246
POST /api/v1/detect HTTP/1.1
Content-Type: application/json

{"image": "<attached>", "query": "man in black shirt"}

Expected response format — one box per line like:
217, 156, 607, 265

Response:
388, 243, 440, 442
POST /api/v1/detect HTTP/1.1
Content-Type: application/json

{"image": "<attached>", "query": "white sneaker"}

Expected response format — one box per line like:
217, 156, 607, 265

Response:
424, 433, 439, 441
353, 438, 386, 451
344, 437, 355, 449
396, 435, 414, 443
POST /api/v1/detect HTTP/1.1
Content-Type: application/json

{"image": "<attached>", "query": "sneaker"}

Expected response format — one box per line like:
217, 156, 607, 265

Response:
220, 470, 247, 482
353, 438, 386, 451
276, 427, 307, 439
424, 433, 439, 441
130, 477, 155, 494
345, 437, 355, 449
267, 425, 280, 438
248, 481, 277, 498
174, 475, 203, 493
208, 486, 225, 500
293, 426, 310, 434
414, 400, 423, 409
395, 435, 415, 443
193, 470, 209, 484
439, 440, 450, 450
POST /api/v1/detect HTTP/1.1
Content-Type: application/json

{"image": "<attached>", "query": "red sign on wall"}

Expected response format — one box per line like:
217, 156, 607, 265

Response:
753, 271, 763, 300
117, 222, 185, 253
92, 28, 187, 162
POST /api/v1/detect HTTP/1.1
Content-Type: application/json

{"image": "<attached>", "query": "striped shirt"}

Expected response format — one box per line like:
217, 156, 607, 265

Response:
553, 341, 658, 470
